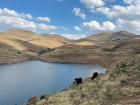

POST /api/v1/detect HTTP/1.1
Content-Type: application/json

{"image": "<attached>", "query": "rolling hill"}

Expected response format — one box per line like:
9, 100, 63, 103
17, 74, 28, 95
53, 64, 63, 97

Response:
0, 29, 70, 49
0, 29, 140, 105
0, 29, 140, 66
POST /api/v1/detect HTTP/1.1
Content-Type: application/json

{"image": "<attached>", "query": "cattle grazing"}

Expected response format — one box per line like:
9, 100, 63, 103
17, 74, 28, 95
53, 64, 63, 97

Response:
40, 95, 46, 100
73, 78, 82, 85
28, 96, 38, 102
91, 72, 98, 80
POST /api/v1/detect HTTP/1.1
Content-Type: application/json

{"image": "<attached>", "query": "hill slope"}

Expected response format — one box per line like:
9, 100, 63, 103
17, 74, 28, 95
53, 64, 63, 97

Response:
0, 29, 70, 49
27, 54, 140, 105
77, 31, 138, 44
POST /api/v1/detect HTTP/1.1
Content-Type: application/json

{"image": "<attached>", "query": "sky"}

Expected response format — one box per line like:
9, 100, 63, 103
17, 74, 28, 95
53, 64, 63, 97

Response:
0, 0, 140, 39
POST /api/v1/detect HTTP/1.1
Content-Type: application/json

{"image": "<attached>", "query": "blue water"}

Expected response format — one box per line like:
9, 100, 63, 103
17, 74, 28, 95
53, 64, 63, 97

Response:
0, 61, 106, 105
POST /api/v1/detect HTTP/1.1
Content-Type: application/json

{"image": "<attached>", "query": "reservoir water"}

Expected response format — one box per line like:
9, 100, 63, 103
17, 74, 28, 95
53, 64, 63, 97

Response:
0, 61, 106, 105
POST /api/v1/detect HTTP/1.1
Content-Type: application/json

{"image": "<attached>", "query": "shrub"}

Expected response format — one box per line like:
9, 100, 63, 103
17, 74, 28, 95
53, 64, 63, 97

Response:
17, 51, 21, 54
39, 48, 53, 54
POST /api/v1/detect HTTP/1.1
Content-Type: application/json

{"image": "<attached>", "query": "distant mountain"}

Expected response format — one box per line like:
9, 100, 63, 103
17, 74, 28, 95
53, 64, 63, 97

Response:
75, 41, 96, 46
0, 29, 40, 41
0, 29, 70, 48
41, 34, 70, 43
84, 31, 138, 43
0, 29, 140, 65
30, 34, 70, 48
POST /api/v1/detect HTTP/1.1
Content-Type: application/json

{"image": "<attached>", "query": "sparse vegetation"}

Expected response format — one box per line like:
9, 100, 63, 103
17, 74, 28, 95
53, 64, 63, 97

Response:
39, 48, 53, 54
17, 51, 21, 54
0, 29, 140, 105
26, 55, 140, 105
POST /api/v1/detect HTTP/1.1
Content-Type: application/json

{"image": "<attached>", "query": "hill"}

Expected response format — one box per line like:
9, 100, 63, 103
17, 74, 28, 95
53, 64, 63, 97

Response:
0, 29, 70, 64
76, 31, 138, 44
0, 29, 140, 105
0, 29, 140, 66
0, 29, 70, 49
41, 34, 70, 43
0, 29, 40, 41
27, 54, 140, 105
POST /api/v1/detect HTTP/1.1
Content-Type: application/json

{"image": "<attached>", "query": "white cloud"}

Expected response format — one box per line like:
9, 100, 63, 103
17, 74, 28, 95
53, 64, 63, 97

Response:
0, 8, 32, 19
80, 0, 105, 9
0, 16, 36, 28
96, 5, 140, 20
0, 15, 58, 31
116, 19, 140, 34
74, 26, 81, 31
73, 7, 86, 20
0, 8, 60, 31
37, 23, 57, 30
94, 0, 140, 34
37, 17, 51, 22
61, 34, 87, 39
124, 0, 140, 5
83, 20, 116, 31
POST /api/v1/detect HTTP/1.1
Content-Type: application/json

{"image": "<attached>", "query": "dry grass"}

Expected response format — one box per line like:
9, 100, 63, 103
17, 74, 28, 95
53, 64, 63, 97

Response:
29, 55, 140, 105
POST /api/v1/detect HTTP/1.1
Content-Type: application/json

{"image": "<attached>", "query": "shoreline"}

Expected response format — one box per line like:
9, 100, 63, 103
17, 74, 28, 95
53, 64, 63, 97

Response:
0, 57, 111, 69
26, 55, 140, 105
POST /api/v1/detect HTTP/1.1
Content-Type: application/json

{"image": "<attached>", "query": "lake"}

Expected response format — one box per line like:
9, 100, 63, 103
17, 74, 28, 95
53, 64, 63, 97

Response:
0, 61, 106, 105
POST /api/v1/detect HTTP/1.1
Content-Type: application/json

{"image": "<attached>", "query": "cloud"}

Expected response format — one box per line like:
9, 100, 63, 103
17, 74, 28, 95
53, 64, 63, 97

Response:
83, 20, 116, 31
80, 0, 105, 9
0, 8, 60, 31
96, 5, 140, 20
74, 26, 81, 31
116, 19, 140, 34
0, 15, 58, 31
123, 0, 140, 5
73, 7, 86, 20
0, 16, 36, 28
0, 8, 32, 19
37, 17, 51, 22
94, 0, 140, 34
37, 23, 57, 30
61, 34, 87, 39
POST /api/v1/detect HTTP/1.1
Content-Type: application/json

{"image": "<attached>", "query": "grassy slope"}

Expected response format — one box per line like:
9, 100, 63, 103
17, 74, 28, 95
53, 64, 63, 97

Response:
0, 29, 71, 64
40, 38, 140, 68
0, 29, 69, 49
0, 29, 139, 104
29, 54, 140, 105
0, 42, 30, 64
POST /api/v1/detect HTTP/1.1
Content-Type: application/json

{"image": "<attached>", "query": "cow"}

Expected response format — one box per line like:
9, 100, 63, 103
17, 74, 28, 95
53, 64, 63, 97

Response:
28, 96, 38, 102
91, 72, 98, 80
40, 95, 46, 100
73, 78, 82, 85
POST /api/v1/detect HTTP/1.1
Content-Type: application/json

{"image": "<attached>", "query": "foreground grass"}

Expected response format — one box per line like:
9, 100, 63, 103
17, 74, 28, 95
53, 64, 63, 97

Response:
26, 55, 140, 105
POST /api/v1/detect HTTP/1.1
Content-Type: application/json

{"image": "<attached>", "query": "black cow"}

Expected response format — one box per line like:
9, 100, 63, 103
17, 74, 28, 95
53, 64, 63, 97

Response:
73, 78, 82, 85
91, 72, 98, 80
40, 95, 46, 100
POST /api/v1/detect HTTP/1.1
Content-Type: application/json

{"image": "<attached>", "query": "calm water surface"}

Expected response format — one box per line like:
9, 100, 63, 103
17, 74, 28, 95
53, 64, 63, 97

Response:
0, 61, 106, 105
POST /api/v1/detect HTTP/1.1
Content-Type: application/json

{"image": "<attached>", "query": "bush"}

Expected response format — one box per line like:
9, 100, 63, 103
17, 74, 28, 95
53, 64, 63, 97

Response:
39, 48, 53, 54
17, 51, 21, 54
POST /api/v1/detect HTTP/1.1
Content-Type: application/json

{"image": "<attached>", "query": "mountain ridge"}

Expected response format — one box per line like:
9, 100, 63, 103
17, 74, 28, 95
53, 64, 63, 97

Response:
0, 29, 140, 66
